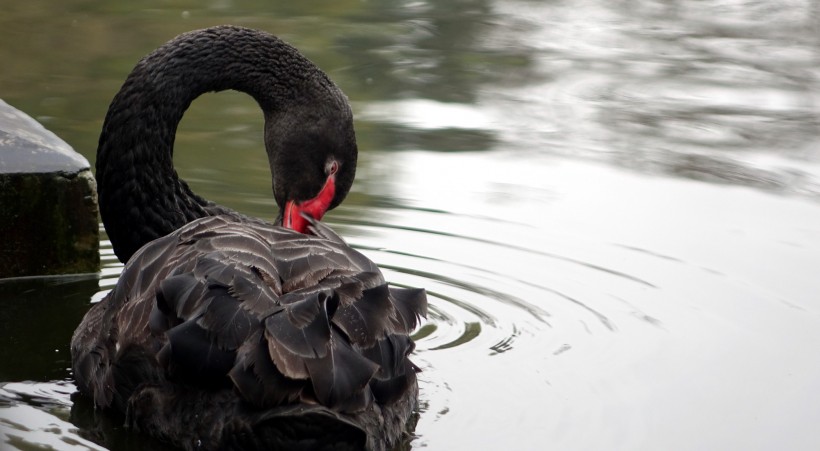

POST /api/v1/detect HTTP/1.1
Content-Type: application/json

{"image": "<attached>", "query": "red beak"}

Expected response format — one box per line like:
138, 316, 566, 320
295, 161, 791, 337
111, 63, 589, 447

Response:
283, 175, 336, 234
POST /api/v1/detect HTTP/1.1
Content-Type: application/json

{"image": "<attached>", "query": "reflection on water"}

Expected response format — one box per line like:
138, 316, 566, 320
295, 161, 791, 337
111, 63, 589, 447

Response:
2, 0, 820, 450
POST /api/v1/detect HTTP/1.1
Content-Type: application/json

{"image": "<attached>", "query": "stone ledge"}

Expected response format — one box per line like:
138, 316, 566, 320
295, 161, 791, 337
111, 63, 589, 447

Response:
0, 99, 99, 278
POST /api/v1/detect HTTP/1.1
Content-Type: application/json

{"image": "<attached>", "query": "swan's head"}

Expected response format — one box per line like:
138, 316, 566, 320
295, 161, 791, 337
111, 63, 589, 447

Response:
266, 97, 357, 234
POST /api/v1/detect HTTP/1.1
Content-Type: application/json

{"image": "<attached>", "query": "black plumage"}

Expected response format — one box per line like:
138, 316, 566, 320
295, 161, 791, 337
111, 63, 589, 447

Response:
71, 25, 427, 451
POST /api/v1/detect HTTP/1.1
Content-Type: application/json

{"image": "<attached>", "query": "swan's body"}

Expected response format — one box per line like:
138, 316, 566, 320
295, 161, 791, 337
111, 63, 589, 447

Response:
71, 26, 427, 451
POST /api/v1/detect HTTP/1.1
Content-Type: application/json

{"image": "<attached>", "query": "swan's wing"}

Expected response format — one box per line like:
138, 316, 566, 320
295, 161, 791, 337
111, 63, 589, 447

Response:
74, 214, 428, 414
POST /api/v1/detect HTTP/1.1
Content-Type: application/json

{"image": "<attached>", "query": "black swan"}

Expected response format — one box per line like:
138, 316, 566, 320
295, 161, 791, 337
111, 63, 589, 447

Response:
70, 25, 427, 451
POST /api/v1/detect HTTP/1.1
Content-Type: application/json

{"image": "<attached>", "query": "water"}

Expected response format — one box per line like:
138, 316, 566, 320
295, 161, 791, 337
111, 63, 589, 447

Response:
2, 0, 820, 449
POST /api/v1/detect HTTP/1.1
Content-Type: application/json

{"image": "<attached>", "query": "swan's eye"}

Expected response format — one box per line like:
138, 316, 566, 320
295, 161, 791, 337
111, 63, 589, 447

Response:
327, 160, 339, 175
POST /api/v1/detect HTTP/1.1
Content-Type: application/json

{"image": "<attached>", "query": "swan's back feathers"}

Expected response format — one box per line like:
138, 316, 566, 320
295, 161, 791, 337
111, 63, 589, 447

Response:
72, 214, 427, 424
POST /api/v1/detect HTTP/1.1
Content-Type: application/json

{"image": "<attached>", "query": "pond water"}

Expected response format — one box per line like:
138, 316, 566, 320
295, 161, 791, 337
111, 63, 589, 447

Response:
2, 0, 820, 450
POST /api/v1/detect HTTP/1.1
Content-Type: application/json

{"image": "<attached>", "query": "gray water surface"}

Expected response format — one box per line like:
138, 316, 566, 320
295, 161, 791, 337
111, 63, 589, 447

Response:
2, 1, 820, 450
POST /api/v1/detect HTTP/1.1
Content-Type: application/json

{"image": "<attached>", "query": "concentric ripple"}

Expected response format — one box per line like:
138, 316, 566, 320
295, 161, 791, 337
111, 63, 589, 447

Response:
327, 178, 673, 449
332, 150, 820, 450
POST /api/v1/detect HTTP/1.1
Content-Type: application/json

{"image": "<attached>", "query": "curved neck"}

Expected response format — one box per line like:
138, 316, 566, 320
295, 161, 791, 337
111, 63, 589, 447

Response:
96, 26, 345, 262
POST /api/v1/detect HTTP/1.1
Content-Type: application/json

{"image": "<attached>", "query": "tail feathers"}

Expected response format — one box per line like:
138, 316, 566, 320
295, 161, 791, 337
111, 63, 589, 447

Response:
139, 223, 429, 414
304, 327, 380, 410
229, 331, 305, 407
388, 286, 428, 333
331, 284, 393, 348
361, 334, 419, 405
263, 292, 333, 379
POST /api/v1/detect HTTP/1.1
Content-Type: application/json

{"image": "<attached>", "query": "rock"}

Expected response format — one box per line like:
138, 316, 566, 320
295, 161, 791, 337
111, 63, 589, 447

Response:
0, 99, 99, 278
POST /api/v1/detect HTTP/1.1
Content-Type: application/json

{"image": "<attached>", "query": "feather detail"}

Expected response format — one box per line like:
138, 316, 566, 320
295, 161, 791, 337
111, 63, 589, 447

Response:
387, 286, 428, 333
273, 245, 341, 293
361, 334, 418, 405
331, 284, 392, 347
305, 328, 380, 410
264, 292, 334, 379
229, 331, 304, 407
155, 274, 209, 320
368, 359, 418, 405
196, 285, 260, 350
228, 271, 281, 314
161, 320, 237, 386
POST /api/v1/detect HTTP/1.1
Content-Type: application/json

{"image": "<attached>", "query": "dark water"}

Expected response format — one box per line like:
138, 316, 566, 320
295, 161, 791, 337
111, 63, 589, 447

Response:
2, 1, 820, 449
